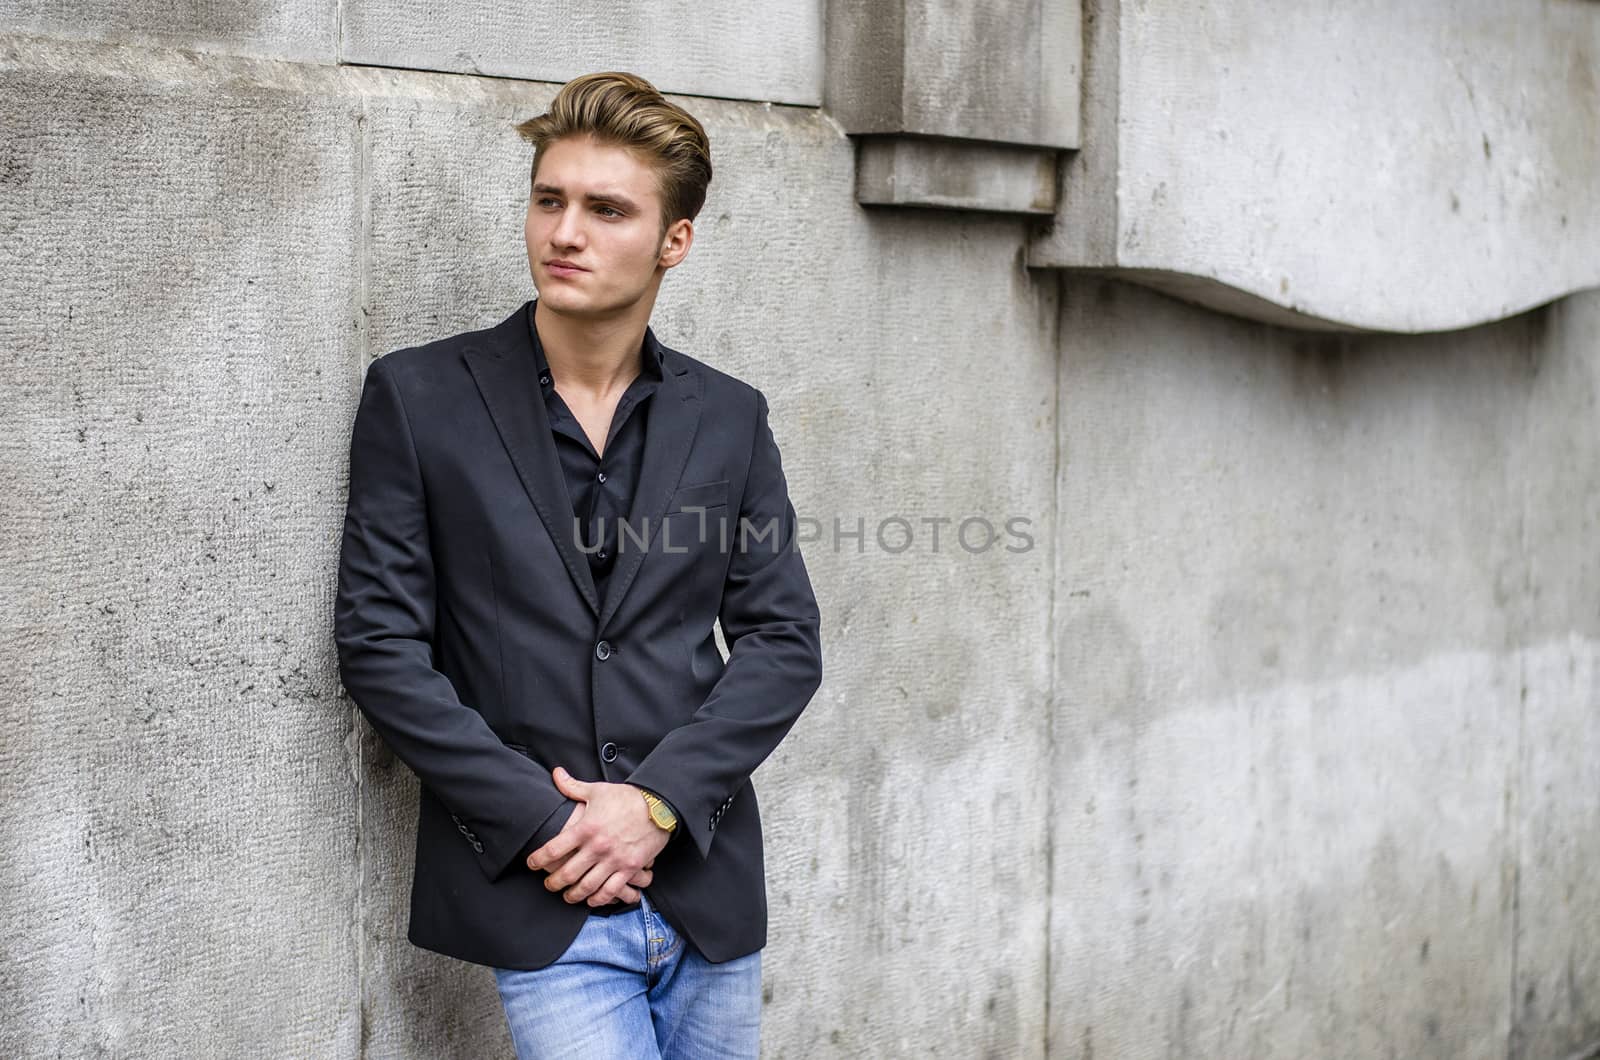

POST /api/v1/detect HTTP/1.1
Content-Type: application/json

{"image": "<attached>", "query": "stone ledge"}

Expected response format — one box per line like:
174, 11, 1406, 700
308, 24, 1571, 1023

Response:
855, 136, 1059, 216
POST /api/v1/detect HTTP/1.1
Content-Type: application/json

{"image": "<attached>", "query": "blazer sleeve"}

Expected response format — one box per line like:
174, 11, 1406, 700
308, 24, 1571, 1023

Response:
333, 354, 575, 883
624, 388, 824, 860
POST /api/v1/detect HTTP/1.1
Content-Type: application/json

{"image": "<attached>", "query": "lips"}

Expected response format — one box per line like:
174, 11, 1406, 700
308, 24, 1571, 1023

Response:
546, 260, 587, 272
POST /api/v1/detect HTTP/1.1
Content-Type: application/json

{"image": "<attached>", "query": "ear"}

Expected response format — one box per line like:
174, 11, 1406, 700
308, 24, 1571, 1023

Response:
658, 217, 694, 269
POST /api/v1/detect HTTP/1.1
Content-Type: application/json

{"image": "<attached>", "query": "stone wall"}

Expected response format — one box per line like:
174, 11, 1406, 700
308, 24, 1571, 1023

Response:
1, 3, 1595, 1056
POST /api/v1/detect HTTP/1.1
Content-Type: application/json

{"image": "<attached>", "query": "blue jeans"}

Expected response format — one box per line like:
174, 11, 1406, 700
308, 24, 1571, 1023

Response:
494, 892, 762, 1059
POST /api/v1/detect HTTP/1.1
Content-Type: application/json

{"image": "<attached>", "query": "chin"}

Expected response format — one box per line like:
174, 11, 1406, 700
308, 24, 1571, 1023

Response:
539, 283, 634, 319
533, 283, 585, 310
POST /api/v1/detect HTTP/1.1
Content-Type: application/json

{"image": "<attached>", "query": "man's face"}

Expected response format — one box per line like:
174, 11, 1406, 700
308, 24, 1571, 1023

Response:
525, 134, 688, 318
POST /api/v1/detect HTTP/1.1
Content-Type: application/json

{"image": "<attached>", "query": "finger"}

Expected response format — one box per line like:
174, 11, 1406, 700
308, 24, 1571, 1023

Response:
526, 803, 586, 872
544, 843, 598, 894
552, 765, 589, 799
588, 875, 640, 907
561, 860, 614, 905
628, 867, 652, 887
595, 871, 637, 904
530, 832, 580, 874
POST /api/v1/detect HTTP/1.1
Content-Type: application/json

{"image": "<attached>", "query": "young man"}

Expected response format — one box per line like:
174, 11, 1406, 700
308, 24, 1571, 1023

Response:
333, 72, 824, 1057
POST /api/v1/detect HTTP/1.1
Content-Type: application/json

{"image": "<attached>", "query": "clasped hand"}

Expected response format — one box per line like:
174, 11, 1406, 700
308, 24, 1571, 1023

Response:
524, 765, 671, 907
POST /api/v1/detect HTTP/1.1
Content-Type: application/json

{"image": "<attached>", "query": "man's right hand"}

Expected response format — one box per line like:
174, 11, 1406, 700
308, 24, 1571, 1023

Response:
525, 800, 654, 903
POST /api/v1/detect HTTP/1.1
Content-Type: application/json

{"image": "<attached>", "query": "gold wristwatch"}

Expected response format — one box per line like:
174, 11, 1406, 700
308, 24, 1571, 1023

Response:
638, 788, 679, 834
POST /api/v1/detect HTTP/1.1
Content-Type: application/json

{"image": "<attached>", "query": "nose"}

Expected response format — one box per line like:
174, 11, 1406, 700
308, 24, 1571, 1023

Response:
550, 203, 585, 249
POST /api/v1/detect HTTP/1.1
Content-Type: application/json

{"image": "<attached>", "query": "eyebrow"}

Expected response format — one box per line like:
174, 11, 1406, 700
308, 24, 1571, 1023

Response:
532, 182, 641, 213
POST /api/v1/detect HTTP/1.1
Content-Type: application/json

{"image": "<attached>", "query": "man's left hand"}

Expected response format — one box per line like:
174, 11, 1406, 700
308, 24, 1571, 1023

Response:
526, 766, 672, 907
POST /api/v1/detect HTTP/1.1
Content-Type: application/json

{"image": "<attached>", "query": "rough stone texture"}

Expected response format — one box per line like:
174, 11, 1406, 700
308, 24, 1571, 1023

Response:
0, 0, 337, 64
342, 0, 823, 107
825, 0, 1081, 148
856, 136, 1058, 215
1, 13, 1597, 1060
1510, 290, 1600, 1060
1032, 0, 1600, 333
0, 35, 362, 1060
0, 32, 1056, 1057
1052, 278, 1600, 1057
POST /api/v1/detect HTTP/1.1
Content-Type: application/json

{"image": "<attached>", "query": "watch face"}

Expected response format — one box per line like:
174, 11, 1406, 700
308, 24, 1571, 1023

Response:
639, 789, 675, 829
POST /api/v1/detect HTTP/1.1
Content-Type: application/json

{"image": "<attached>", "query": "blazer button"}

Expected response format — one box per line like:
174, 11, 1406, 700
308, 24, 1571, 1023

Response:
595, 640, 612, 660
601, 742, 618, 762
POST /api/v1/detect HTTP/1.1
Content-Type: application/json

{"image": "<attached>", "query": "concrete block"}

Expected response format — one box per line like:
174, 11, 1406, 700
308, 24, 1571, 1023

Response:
0, 0, 337, 64
856, 135, 1058, 215
1050, 276, 1600, 1055
0, 37, 362, 1058
826, 0, 1081, 149
1509, 290, 1600, 1060
341, 0, 823, 107
1031, 0, 1600, 333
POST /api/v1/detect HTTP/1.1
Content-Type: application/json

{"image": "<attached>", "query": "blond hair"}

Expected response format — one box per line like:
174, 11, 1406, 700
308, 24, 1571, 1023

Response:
514, 72, 713, 237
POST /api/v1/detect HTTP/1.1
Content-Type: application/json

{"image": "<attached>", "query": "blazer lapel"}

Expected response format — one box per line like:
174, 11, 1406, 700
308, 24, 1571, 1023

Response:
461, 302, 600, 616
598, 345, 703, 629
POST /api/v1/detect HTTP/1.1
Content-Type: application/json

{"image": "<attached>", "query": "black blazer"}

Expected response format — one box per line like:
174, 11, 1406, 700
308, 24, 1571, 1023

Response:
333, 299, 824, 970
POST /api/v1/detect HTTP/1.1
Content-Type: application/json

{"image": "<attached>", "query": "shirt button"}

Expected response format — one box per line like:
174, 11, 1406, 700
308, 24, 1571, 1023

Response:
597, 470, 607, 483
538, 373, 551, 386
601, 742, 619, 762
595, 640, 612, 660
597, 550, 608, 561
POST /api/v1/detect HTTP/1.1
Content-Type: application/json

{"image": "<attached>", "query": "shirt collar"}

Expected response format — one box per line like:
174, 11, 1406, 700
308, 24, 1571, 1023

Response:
527, 297, 665, 391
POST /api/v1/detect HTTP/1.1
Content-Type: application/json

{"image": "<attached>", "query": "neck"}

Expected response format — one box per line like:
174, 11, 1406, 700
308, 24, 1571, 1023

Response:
534, 294, 654, 397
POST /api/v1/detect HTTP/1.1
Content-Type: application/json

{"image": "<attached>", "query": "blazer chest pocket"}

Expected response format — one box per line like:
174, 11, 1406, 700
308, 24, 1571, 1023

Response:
667, 478, 729, 513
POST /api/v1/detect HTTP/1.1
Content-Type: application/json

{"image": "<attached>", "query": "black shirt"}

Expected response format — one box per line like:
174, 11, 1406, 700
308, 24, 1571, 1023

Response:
528, 301, 665, 606
515, 300, 681, 916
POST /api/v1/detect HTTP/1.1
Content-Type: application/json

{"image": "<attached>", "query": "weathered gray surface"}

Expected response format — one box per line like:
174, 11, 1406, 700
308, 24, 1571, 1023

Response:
1, 8, 1597, 1058
825, 0, 1080, 148
1052, 278, 1600, 1057
343, 0, 823, 106
0, 36, 363, 1059
0, 33, 1056, 1058
0, 0, 337, 63
856, 136, 1058, 215
1032, 0, 1600, 333
0, 0, 822, 103
1509, 291, 1600, 1060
